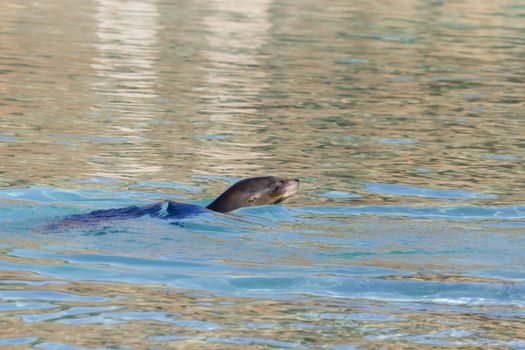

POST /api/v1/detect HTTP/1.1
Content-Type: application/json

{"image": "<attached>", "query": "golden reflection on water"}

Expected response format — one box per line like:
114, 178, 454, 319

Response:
1, 268, 524, 350
90, 0, 164, 178
93, 0, 160, 99
0, 0, 523, 204
196, 0, 274, 173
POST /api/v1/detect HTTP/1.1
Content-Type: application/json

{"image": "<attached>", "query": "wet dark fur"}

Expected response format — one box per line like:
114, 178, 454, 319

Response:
51, 176, 299, 227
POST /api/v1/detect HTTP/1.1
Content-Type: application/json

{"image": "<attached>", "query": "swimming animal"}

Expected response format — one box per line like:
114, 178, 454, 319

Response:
57, 176, 299, 226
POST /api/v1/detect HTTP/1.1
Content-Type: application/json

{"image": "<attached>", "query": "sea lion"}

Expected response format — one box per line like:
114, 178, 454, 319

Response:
57, 176, 299, 226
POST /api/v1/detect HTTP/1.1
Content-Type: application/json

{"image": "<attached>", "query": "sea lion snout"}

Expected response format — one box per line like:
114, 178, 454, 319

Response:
280, 178, 300, 194
272, 178, 299, 204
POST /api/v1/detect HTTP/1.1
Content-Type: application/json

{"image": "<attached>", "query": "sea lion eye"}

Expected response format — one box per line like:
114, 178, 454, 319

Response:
247, 196, 257, 203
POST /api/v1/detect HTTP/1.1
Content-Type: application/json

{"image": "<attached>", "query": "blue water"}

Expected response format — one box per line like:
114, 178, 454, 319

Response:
1, 183, 524, 302
1, 182, 524, 348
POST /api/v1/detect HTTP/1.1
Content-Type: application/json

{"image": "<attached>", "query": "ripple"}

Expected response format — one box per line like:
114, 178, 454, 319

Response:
171, 319, 221, 330
377, 139, 416, 144
34, 342, 112, 350
207, 337, 304, 349
131, 181, 202, 193
49, 134, 132, 143
335, 57, 368, 64
146, 334, 186, 342
102, 311, 176, 323
359, 182, 497, 199
0, 186, 183, 205
20, 306, 120, 323
315, 191, 361, 199
296, 205, 525, 219
0, 290, 110, 302
0, 136, 17, 141
0, 302, 56, 311
323, 345, 361, 350
0, 279, 68, 286
69, 178, 121, 184
482, 154, 518, 160
193, 134, 232, 140
304, 312, 405, 322
0, 337, 38, 346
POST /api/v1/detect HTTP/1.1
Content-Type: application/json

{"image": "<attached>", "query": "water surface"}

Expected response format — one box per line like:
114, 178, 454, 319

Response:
1, 0, 524, 348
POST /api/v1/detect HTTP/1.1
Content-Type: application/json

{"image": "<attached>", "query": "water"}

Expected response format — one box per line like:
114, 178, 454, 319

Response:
1, 0, 524, 348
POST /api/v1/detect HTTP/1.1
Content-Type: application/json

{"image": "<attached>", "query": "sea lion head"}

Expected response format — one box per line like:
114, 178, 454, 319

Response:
206, 176, 300, 213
